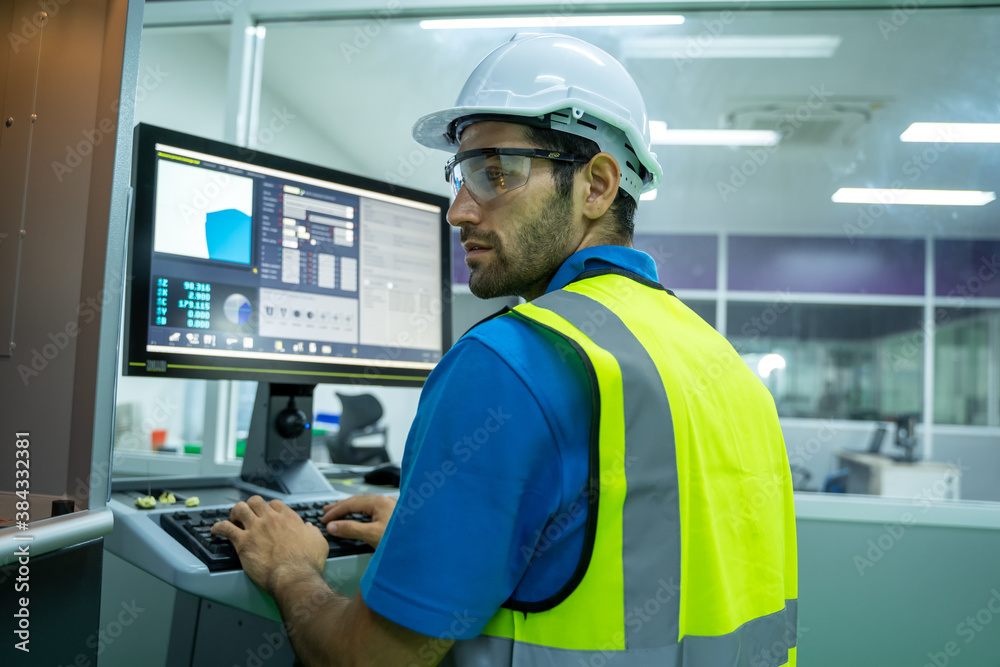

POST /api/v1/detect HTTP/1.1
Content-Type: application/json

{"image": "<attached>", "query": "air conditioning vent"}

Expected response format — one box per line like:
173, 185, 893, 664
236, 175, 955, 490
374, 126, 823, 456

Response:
724, 99, 881, 147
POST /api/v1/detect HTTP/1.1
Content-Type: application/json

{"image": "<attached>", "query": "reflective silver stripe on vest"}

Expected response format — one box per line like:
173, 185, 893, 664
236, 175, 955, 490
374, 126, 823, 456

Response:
533, 289, 681, 650
449, 600, 797, 666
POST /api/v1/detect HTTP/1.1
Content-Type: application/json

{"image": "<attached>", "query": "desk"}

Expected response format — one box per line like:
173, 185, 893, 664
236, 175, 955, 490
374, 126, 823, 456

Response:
835, 450, 961, 499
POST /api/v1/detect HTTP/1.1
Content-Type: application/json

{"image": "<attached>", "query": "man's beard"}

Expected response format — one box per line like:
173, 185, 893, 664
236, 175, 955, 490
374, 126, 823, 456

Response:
464, 190, 575, 300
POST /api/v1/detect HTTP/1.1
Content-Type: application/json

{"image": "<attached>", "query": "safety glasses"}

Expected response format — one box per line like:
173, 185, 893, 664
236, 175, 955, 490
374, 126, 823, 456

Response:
444, 148, 588, 204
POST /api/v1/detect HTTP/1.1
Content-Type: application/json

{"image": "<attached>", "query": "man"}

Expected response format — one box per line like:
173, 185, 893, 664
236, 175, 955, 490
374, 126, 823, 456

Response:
213, 33, 798, 667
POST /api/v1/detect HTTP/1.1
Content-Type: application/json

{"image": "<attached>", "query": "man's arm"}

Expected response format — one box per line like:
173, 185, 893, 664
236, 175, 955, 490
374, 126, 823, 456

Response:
211, 496, 452, 667
271, 568, 453, 667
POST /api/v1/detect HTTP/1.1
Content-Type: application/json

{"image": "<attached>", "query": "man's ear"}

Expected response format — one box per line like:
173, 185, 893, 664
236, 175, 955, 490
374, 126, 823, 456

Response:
580, 153, 620, 220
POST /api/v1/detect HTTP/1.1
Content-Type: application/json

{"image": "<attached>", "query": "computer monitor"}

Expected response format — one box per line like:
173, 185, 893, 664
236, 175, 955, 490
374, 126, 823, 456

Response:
866, 423, 889, 454
123, 123, 452, 492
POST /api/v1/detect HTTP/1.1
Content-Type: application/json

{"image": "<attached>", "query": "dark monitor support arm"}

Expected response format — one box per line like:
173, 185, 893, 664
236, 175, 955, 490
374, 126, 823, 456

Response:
240, 383, 334, 495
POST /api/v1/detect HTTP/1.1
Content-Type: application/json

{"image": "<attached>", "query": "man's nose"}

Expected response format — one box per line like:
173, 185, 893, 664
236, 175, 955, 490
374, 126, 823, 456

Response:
447, 185, 481, 228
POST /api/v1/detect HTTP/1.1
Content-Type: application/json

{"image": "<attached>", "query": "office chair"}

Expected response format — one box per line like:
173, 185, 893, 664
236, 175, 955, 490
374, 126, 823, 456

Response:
823, 467, 849, 493
326, 393, 390, 466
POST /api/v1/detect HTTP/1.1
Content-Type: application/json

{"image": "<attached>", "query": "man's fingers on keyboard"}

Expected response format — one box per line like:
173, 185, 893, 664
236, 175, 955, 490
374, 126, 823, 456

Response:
211, 520, 241, 543
246, 495, 271, 515
268, 498, 297, 518
230, 501, 256, 527
326, 519, 375, 542
322, 495, 375, 521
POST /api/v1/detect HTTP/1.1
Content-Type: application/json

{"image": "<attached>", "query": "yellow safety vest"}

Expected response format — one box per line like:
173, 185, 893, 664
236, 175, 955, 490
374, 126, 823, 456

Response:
447, 269, 798, 666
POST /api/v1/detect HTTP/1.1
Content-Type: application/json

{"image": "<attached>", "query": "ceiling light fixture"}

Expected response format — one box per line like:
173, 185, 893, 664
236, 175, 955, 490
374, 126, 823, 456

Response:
622, 35, 841, 59
420, 15, 685, 30
831, 188, 996, 206
649, 121, 780, 146
900, 123, 1000, 144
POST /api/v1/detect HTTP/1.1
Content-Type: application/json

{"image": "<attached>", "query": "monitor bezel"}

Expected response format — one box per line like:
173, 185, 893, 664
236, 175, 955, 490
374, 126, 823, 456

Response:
123, 123, 452, 389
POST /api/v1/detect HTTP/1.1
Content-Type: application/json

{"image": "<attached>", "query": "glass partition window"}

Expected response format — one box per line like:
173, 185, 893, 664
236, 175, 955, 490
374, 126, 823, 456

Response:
256, 10, 1000, 239
134, 26, 230, 141
934, 308, 997, 426
122, 6, 1000, 494
726, 303, 924, 421
113, 24, 230, 471
114, 376, 206, 455
249, 8, 996, 501
683, 299, 717, 329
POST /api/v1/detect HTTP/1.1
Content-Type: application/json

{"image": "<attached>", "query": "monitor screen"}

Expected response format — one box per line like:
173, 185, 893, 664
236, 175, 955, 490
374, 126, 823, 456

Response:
123, 124, 452, 388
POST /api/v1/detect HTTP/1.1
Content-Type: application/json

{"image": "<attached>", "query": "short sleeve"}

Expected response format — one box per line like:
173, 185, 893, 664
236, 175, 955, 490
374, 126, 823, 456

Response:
360, 338, 563, 639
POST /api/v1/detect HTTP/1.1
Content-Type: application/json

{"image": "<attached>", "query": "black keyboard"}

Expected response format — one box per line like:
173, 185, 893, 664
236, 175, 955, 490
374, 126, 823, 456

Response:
160, 501, 374, 571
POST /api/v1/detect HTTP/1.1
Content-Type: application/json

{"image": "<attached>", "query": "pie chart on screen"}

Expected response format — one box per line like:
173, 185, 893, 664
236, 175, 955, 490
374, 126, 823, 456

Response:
224, 293, 252, 325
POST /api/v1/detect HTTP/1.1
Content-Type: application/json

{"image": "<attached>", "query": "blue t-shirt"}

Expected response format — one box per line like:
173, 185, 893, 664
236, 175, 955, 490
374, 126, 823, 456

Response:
360, 246, 659, 639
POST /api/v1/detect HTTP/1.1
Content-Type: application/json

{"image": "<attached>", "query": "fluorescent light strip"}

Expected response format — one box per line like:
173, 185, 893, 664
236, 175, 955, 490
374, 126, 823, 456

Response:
649, 122, 780, 146
639, 189, 657, 201
831, 188, 996, 206
420, 15, 684, 30
623, 35, 840, 59
901, 123, 1000, 143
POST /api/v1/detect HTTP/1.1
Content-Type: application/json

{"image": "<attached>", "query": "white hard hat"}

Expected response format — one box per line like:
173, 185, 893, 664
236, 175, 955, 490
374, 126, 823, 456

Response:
412, 33, 662, 202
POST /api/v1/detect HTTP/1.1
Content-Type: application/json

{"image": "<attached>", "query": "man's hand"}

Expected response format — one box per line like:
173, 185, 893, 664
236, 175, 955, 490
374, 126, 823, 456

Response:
214, 495, 450, 666
211, 496, 330, 597
322, 494, 397, 549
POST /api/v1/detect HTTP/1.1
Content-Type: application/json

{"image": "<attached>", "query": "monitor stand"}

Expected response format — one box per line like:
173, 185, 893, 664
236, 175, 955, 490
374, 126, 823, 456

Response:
240, 382, 334, 495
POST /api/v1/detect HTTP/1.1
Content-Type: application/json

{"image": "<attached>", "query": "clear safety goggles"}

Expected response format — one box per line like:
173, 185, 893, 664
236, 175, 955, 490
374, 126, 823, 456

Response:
444, 147, 588, 204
